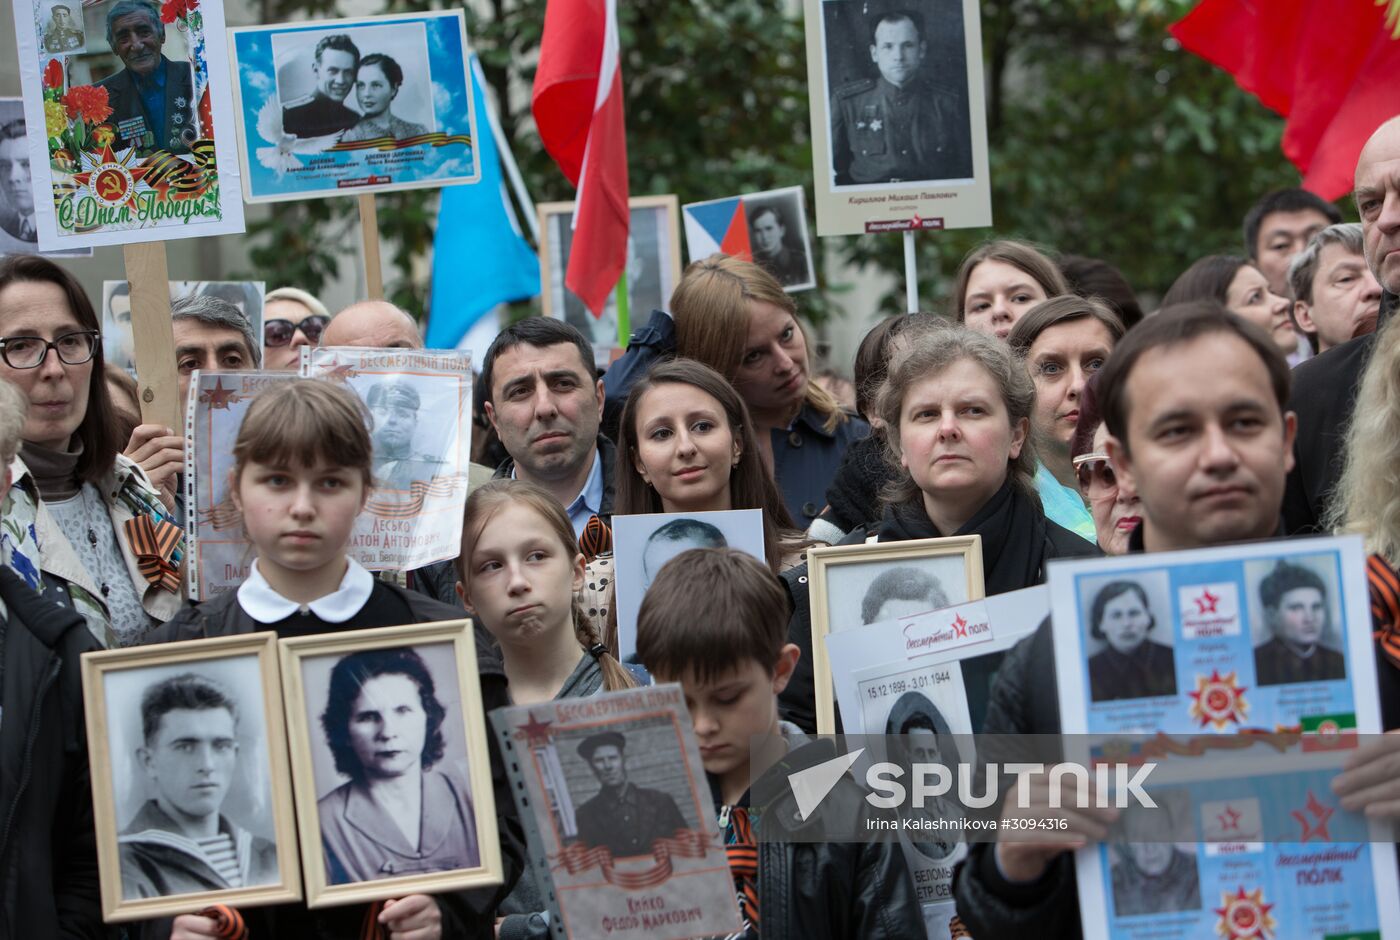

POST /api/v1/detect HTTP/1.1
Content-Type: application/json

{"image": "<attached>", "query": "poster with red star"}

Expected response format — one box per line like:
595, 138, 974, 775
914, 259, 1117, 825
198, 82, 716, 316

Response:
9, 0, 245, 250
1047, 535, 1400, 938
489, 685, 741, 940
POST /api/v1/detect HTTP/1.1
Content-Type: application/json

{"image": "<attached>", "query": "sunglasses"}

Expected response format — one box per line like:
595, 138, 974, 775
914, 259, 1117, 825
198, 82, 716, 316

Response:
264, 314, 329, 347
1072, 452, 1117, 497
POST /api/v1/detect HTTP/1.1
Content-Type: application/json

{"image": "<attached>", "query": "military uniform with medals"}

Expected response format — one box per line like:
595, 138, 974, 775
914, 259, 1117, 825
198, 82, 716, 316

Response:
281, 93, 359, 138
831, 74, 972, 185
42, 25, 84, 53
97, 56, 195, 156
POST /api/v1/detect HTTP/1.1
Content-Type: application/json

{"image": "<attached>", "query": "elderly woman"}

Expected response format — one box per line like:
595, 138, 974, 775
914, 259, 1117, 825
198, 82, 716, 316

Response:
1068, 374, 1142, 555
318, 647, 478, 885
0, 254, 181, 647
341, 53, 427, 143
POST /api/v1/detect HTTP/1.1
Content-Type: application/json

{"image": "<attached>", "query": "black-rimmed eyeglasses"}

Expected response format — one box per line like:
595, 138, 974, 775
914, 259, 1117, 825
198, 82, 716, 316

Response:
0, 330, 99, 369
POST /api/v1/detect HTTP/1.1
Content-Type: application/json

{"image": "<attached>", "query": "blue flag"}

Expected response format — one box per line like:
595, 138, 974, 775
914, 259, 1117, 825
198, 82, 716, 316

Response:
426, 57, 540, 348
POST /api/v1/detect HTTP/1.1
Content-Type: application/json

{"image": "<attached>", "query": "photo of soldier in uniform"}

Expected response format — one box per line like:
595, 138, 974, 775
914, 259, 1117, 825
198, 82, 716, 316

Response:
366, 380, 448, 493
1109, 798, 1201, 917
273, 24, 434, 149
42, 2, 86, 53
312, 646, 479, 886
570, 731, 689, 859
1250, 557, 1347, 687
883, 691, 962, 861
1084, 578, 1178, 703
93, 0, 197, 156
97, 660, 283, 903
823, 0, 973, 187
747, 196, 814, 290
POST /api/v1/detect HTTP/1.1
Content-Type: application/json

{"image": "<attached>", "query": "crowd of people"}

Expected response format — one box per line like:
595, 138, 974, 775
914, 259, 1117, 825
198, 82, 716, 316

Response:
0, 108, 1397, 938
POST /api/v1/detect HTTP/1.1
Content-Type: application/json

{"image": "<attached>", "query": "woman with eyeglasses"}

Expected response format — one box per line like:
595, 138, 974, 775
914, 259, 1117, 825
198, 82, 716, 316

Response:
1068, 373, 1142, 555
261, 286, 330, 370
0, 255, 183, 647
1007, 296, 1126, 543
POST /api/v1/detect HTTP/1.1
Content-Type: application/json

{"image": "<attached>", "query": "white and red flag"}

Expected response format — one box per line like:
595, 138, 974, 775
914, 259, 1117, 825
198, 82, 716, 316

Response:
532, 0, 630, 317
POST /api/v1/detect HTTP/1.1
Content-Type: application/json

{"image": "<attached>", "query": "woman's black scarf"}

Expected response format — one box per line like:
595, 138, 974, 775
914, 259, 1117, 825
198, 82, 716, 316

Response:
878, 480, 1050, 596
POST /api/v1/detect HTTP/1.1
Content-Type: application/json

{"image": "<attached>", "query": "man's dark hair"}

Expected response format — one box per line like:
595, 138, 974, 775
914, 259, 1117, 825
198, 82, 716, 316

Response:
1088, 581, 1155, 641
313, 33, 360, 66
141, 673, 238, 745
645, 518, 727, 552
1259, 560, 1327, 609
1242, 189, 1343, 261
358, 52, 405, 90
0, 120, 24, 144
1059, 255, 1144, 329
860, 566, 950, 624
869, 9, 924, 41
750, 204, 785, 231
1097, 301, 1291, 452
321, 648, 447, 781
479, 316, 595, 405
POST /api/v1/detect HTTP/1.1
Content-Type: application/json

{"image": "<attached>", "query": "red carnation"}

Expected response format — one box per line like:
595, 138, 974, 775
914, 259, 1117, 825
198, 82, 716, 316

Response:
43, 58, 63, 90
61, 85, 112, 125
160, 0, 197, 23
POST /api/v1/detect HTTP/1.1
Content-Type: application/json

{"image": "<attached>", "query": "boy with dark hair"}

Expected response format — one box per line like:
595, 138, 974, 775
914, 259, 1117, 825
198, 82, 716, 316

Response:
636, 547, 921, 939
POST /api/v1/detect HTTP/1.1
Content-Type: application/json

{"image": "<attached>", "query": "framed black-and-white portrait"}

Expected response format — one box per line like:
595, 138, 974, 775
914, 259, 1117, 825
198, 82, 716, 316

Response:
539, 195, 683, 367
808, 534, 984, 731
681, 185, 816, 293
102, 280, 266, 375
0, 98, 91, 259
278, 619, 502, 907
81, 632, 301, 922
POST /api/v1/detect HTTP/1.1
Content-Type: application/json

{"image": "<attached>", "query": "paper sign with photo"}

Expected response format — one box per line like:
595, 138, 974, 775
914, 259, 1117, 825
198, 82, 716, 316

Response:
682, 185, 816, 292
491, 685, 741, 940
103, 279, 265, 374
801, 0, 992, 237
1048, 536, 1400, 939
0, 97, 90, 258
825, 585, 1046, 939
9, 0, 246, 250
184, 370, 295, 599
302, 346, 474, 572
612, 509, 766, 660
229, 11, 479, 202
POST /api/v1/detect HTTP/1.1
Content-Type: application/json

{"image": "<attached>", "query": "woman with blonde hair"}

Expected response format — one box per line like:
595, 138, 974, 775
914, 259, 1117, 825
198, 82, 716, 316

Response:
603, 254, 866, 528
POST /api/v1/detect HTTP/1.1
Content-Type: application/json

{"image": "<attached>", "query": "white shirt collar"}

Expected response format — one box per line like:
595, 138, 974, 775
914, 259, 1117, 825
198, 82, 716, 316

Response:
236, 557, 374, 624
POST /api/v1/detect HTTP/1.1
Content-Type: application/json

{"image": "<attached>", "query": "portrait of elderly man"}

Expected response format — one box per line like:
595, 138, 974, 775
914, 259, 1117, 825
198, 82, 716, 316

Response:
317, 647, 479, 885
830, 6, 972, 186
1109, 802, 1200, 917
42, 3, 84, 53
0, 120, 35, 244
367, 381, 446, 492
97, 0, 196, 156
1253, 560, 1347, 686
282, 34, 361, 139
341, 53, 428, 143
748, 204, 809, 288
572, 731, 687, 859
119, 673, 278, 899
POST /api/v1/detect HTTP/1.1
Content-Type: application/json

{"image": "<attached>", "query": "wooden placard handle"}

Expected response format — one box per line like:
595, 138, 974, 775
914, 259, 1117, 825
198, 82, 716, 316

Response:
359, 193, 384, 301
122, 242, 179, 430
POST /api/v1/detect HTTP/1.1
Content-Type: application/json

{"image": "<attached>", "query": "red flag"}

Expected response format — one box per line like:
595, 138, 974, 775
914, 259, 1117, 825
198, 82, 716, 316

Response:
1170, 0, 1400, 199
532, 0, 630, 317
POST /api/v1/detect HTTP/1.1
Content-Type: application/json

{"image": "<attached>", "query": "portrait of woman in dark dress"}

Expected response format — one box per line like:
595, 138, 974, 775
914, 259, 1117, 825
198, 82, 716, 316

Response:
1086, 580, 1177, 702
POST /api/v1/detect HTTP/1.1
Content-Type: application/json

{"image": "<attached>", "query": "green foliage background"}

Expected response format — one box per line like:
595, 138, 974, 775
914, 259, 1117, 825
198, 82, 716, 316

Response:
240, 0, 1350, 325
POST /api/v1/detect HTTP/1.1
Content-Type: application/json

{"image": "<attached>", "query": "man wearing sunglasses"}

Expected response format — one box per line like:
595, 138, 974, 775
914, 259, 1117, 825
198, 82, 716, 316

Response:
262, 287, 330, 371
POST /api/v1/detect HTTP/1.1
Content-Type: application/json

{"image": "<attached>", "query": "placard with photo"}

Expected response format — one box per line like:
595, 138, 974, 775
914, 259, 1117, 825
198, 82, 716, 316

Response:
103, 279, 265, 373
682, 185, 816, 291
611, 509, 766, 661
229, 11, 480, 202
539, 195, 683, 366
9, 0, 246, 250
81, 632, 300, 922
801, 0, 992, 237
0, 97, 91, 258
491, 685, 741, 940
279, 620, 502, 907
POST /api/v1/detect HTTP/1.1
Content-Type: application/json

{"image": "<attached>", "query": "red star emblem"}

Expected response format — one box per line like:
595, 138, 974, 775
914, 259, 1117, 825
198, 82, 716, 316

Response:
1290, 790, 1333, 843
911, 213, 923, 228
951, 613, 968, 638
1218, 805, 1242, 832
1195, 588, 1221, 614
516, 713, 555, 748
199, 378, 239, 410
1213, 887, 1276, 939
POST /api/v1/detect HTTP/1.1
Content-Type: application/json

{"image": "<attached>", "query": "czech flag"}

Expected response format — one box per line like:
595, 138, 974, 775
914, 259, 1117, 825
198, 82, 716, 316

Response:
682, 196, 753, 263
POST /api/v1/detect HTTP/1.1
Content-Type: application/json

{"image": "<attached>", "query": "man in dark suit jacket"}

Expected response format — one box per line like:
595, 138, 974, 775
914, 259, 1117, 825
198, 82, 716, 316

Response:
97, 0, 195, 156
0, 120, 36, 244
572, 732, 687, 859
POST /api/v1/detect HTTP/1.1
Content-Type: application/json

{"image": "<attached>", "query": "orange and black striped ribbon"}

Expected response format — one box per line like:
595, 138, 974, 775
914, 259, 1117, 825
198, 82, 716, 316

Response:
725, 806, 759, 934
1368, 553, 1400, 669
123, 514, 183, 592
360, 900, 388, 940
328, 132, 473, 153
194, 905, 246, 940
579, 514, 612, 562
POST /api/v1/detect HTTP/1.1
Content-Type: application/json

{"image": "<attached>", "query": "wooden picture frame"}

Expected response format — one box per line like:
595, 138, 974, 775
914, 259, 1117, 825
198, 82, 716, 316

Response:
278, 619, 503, 908
82, 632, 301, 923
808, 535, 985, 732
